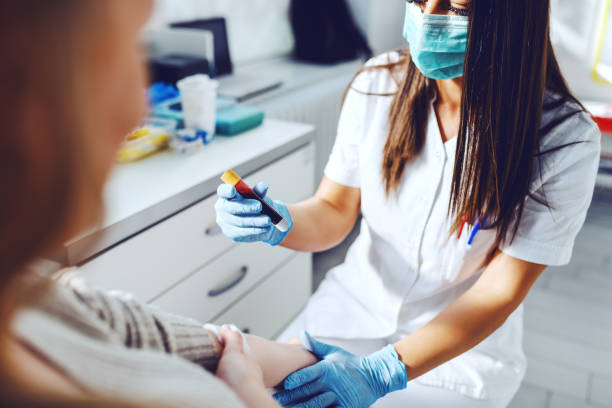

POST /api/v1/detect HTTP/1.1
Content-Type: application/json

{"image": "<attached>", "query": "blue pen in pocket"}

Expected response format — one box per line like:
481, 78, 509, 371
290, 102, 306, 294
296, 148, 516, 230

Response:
468, 215, 489, 246
457, 215, 488, 246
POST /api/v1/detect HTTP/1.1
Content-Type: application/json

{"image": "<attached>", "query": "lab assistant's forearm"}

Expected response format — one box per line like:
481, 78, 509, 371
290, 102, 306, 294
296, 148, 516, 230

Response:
281, 197, 357, 252
394, 284, 516, 381
244, 334, 318, 388
394, 253, 545, 381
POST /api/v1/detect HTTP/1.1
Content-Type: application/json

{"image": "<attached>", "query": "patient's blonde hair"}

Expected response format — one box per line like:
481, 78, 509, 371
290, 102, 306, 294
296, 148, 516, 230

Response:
0, 1, 144, 406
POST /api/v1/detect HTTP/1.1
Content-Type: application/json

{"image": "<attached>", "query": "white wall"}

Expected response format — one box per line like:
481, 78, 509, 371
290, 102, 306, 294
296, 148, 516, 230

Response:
551, 0, 612, 102
555, 46, 612, 102
347, 0, 407, 55
349, 0, 612, 102
147, 0, 294, 65
148, 0, 406, 66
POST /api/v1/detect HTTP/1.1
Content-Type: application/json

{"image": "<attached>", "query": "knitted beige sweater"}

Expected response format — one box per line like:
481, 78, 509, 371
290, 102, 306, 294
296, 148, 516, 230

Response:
12, 272, 245, 408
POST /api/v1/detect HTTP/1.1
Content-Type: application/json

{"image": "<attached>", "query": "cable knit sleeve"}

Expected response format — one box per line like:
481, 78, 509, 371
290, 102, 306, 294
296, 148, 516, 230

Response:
51, 270, 220, 373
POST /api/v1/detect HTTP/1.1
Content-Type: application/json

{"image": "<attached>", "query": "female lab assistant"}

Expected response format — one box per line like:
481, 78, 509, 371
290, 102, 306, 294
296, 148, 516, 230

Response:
215, 0, 601, 407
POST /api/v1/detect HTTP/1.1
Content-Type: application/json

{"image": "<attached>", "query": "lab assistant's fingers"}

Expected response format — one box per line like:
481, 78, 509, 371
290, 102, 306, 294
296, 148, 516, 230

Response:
293, 391, 337, 408
217, 183, 238, 199
283, 363, 325, 390
253, 181, 269, 198
253, 182, 281, 211
221, 213, 271, 229
273, 380, 326, 406
217, 198, 262, 215
225, 225, 270, 243
301, 331, 339, 359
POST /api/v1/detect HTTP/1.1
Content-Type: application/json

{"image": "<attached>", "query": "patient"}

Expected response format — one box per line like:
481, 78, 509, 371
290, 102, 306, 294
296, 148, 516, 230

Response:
0, 1, 315, 407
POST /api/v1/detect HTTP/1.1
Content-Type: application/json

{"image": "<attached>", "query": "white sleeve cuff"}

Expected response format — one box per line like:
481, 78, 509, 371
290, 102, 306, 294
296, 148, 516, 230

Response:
323, 149, 361, 188
501, 237, 573, 267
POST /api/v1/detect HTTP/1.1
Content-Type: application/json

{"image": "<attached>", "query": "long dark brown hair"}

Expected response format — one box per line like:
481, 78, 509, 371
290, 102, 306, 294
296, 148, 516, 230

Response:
367, 0, 586, 250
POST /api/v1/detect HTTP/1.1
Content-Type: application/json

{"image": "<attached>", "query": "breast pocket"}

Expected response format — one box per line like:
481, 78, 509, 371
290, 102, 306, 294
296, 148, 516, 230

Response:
444, 225, 497, 283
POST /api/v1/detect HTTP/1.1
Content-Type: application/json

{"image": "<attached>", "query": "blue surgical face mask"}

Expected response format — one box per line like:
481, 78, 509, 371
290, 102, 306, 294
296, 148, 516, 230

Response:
403, 2, 469, 80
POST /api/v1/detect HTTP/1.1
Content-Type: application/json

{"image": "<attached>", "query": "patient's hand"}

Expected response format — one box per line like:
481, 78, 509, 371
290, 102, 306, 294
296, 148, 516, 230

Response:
217, 326, 280, 408
216, 326, 264, 390
210, 323, 318, 388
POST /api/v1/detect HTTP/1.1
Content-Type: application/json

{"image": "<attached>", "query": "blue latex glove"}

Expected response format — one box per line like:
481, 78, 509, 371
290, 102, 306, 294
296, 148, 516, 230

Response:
273, 332, 407, 408
215, 181, 293, 246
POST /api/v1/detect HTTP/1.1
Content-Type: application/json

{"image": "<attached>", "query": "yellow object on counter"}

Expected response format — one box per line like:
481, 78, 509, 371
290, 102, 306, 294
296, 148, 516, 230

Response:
117, 127, 170, 163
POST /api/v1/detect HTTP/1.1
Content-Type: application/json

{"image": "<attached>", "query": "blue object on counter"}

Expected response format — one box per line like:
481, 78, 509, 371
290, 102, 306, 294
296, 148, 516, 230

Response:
151, 95, 238, 130
152, 96, 185, 127
149, 82, 180, 105
143, 116, 178, 131
215, 105, 264, 136
171, 129, 214, 155
178, 128, 213, 144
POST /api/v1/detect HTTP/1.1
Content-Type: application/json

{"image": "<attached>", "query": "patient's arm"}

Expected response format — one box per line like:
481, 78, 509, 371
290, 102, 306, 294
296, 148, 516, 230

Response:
59, 268, 316, 385
207, 329, 317, 388
244, 334, 317, 387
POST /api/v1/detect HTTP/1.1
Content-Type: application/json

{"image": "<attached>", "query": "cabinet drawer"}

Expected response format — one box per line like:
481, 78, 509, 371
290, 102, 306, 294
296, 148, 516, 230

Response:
244, 143, 315, 204
79, 193, 229, 302
79, 144, 315, 301
214, 253, 312, 339
152, 243, 295, 324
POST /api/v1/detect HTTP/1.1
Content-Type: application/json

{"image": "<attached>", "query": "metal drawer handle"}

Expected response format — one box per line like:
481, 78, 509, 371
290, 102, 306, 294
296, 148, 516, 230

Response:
205, 225, 223, 236
208, 266, 248, 297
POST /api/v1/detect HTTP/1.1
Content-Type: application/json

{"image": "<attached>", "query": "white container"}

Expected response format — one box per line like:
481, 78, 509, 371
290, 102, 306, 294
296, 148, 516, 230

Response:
177, 74, 219, 136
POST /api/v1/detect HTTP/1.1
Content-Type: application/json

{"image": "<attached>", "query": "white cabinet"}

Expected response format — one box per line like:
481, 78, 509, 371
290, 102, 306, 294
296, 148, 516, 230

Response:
214, 253, 312, 339
79, 143, 315, 338
152, 242, 295, 323
79, 193, 231, 302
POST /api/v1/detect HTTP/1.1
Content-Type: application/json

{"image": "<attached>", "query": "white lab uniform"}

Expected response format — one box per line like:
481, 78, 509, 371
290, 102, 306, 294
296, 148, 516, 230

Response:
278, 52, 601, 407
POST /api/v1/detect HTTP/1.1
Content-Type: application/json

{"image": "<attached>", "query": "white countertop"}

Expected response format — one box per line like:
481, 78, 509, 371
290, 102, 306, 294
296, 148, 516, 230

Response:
63, 119, 314, 265
218, 57, 363, 105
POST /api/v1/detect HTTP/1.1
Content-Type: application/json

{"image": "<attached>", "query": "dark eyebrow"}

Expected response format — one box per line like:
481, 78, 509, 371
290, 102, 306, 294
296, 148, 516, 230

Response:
451, 0, 470, 8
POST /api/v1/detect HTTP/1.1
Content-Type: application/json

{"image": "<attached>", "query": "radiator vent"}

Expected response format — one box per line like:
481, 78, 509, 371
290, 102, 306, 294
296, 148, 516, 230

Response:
253, 72, 356, 182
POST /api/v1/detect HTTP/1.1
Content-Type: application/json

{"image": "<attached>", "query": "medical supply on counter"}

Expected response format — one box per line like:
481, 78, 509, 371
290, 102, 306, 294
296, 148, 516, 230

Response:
403, 1, 469, 80
152, 95, 237, 129
216, 105, 264, 136
143, 116, 178, 132
118, 125, 171, 163
170, 128, 213, 155
220, 169, 291, 233
176, 74, 218, 135
149, 82, 180, 105
273, 332, 407, 408
151, 96, 185, 127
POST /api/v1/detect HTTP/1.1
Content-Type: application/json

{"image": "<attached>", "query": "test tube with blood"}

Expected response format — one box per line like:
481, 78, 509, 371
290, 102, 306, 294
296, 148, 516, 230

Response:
221, 169, 291, 232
